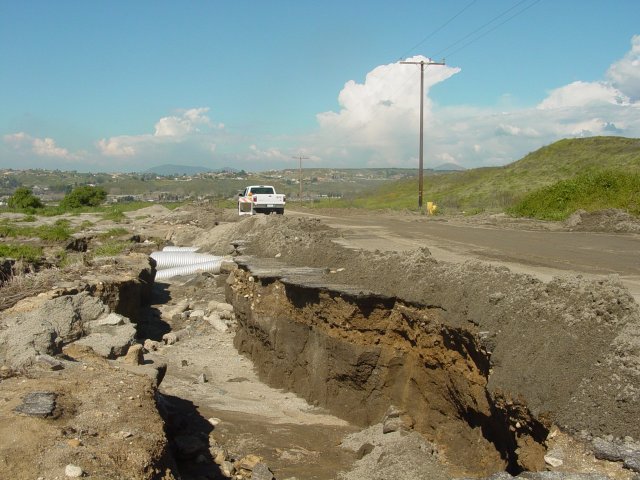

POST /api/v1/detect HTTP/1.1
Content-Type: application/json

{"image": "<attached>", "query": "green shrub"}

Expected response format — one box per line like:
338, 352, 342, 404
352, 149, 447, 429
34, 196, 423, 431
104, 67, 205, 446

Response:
60, 186, 107, 209
56, 250, 85, 268
8, 187, 43, 210
508, 170, 640, 220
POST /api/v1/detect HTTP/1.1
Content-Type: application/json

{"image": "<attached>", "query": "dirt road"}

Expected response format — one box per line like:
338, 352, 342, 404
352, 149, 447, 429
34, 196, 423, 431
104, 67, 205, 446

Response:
289, 210, 640, 301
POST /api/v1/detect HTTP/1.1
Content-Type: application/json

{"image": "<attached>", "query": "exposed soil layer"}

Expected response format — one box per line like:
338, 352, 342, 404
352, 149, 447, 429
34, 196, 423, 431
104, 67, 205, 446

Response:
227, 259, 549, 476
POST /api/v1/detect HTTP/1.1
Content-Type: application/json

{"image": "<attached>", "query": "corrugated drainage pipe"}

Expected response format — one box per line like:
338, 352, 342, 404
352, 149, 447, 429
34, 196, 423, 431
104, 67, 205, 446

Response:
155, 260, 223, 280
162, 246, 200, 252
150, 251, 222, 269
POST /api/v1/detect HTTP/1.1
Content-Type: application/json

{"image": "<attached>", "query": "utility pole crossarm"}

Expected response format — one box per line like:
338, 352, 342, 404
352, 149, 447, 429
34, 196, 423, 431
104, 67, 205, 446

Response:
400, 58, 446, 209
399, 60, 445, 66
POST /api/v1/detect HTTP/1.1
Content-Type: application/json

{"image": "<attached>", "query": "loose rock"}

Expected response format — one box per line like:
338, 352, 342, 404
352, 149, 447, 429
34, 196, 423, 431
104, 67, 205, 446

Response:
64, 464, 83, 477
124, 344, 144, 365
35, 354, 64, 370
143, 338, 162, 352
543, 455, 563, 467
14, 391, 57, 418
220, 460, 235, 477
251, 462, 274, 480
236, 453, 262, 471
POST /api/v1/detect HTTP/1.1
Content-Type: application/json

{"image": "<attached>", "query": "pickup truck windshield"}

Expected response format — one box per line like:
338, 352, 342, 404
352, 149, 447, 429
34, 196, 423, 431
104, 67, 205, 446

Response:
250, 187, 275, 195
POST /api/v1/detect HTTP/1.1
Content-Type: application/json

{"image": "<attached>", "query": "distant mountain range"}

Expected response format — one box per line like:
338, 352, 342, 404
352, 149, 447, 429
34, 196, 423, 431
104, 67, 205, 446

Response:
144, 164, 238, 176
434, 162, 466, 172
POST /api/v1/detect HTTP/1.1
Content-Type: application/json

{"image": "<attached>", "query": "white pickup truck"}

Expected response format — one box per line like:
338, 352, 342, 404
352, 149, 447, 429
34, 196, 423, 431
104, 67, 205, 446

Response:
238, 185, 286, 216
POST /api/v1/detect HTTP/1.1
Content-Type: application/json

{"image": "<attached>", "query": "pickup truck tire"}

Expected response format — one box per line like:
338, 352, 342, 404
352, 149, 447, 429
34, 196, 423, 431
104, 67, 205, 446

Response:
276, 209, 284, 215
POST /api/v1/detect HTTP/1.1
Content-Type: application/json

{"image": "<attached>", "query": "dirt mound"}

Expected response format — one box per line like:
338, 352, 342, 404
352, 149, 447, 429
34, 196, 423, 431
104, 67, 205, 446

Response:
126, 204, 173, 219
565, 209, 640, 233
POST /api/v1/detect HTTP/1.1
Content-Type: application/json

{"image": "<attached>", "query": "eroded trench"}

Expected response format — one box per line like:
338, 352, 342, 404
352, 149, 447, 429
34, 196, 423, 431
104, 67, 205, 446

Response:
225, 259, 550, 477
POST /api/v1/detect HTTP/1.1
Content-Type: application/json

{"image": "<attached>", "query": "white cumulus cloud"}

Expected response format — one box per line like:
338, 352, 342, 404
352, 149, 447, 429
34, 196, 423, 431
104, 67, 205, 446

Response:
318, 56, 459, 136
607, 35, 640, 101
96, 137, 138, 157
4, 132, 79, 160
311, 55, 460, 166
537, 81, 629, 110
154, 107, 214, 137
97, 107, 224, 159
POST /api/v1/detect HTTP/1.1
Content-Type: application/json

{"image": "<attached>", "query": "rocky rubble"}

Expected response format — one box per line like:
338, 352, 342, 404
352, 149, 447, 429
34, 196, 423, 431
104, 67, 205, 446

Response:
0, 252, 181, 479
592, 437, 640, 473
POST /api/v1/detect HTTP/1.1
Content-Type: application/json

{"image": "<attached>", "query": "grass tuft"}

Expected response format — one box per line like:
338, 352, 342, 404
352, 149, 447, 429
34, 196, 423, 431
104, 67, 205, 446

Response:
0, 244, 44, 262
98, 227, 130, 239
92, 240, 131, 257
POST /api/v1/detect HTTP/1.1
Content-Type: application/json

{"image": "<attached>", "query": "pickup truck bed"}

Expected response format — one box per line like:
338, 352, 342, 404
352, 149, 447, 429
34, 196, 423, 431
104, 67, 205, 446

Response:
238, 185, 286, 215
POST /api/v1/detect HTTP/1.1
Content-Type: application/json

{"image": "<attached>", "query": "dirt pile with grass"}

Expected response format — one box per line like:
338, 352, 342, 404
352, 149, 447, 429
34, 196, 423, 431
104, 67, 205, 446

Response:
565, 209, 640, 233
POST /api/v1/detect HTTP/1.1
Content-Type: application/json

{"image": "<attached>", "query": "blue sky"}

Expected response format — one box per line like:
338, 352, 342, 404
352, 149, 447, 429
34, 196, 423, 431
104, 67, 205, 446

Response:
1, 0, 639, 172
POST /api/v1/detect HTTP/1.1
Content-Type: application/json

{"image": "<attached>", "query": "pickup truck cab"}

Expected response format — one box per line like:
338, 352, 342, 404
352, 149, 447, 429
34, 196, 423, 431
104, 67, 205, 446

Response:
238, 185, 286, 216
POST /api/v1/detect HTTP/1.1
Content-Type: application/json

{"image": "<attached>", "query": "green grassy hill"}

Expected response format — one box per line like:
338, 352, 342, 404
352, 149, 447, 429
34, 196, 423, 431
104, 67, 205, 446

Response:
315, 136, 640, 213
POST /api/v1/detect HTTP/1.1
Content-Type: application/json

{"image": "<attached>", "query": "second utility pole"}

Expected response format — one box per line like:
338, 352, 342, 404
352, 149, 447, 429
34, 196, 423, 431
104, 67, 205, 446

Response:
400, 58, 445, 209
292, 154, 309, 198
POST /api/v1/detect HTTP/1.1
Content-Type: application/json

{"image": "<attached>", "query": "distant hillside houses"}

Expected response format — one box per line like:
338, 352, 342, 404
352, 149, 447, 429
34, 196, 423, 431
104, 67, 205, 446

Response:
107, 191, 184, 203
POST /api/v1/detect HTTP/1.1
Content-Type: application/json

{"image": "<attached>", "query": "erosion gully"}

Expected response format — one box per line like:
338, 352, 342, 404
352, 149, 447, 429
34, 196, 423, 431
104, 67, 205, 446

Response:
224, 257, 550, 477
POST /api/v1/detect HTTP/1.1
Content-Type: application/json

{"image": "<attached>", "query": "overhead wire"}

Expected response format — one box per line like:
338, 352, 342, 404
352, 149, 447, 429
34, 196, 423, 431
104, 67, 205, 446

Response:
399, 0, 478, 60
433, 0, 540, 59
440, 0, 542, 59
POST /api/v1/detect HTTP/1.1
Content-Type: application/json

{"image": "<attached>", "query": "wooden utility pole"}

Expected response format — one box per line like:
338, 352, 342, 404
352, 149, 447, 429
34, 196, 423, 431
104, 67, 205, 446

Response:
292, 154, 309, 198
400, 59, 445, 208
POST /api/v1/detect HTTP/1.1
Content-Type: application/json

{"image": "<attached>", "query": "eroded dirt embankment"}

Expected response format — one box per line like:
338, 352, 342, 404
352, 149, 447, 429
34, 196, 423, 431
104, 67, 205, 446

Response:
226, 259, 549, 476
209, 216, 640, 443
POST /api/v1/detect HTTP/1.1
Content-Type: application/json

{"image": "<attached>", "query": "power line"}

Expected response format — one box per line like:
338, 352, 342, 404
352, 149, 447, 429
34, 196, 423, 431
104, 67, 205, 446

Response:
433, 0, 539, 59
441, 0, 542, 59
400, 0, 478, 60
